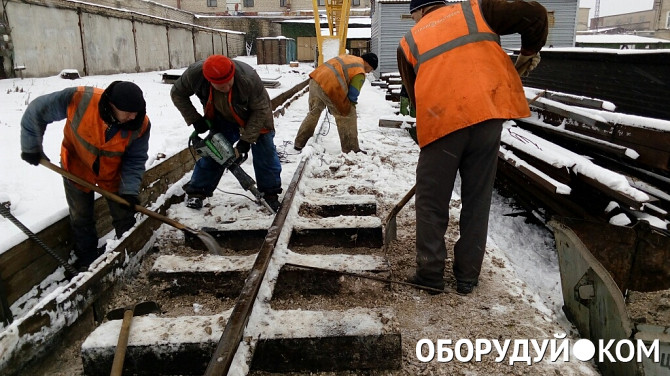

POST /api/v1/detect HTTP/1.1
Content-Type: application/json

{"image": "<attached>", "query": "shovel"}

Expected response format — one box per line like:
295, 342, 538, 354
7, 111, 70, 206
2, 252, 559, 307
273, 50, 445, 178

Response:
383, 184, 416, 247
39, 159, 222, 255
106, 301, 161, 376
383, 92, 546, 247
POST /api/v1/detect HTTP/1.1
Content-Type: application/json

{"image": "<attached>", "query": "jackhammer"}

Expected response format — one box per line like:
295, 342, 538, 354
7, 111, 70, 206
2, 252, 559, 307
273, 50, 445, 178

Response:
189, 129, 276, 213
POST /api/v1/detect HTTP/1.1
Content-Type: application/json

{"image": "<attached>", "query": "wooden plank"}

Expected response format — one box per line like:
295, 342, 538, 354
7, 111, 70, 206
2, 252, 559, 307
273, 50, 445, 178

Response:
0, 149, 196, 306
530, 106, 615, 139
378, 118, 415, 129
577, 174, 649, 210
515, 118, 633, 159
545, 92, 610, 111
0, 211, 162, 376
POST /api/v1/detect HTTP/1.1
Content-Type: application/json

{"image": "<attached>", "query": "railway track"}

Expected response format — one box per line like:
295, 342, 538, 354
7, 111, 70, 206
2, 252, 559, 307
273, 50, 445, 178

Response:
6, 69, 667, 376
4, 78, 416, 376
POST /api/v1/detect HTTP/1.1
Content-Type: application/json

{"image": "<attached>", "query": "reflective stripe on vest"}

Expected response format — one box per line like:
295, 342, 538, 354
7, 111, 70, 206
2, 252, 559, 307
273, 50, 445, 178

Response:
323, 56, 364, 96
310, 55, 366, 116
402, 1, 500, 75
62, 86, 149, 192
399, 0, 530, 147
69, 87, 141, 158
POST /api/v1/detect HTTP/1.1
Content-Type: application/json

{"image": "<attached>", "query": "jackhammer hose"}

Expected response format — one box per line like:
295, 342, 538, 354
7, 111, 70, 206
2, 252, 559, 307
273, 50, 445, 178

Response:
0, 203, 79, 276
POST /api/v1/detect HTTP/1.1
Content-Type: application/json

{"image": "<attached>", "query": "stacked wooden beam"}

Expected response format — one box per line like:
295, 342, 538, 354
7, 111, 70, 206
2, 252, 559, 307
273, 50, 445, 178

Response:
498, 88, 669, 232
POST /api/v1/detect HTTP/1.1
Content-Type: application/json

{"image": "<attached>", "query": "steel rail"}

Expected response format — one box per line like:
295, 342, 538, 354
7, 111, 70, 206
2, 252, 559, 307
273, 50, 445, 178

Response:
204, 157, 308, 375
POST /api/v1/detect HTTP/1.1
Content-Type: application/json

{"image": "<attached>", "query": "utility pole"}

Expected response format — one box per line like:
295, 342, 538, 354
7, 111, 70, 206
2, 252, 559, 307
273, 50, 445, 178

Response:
593, 0, 600, 31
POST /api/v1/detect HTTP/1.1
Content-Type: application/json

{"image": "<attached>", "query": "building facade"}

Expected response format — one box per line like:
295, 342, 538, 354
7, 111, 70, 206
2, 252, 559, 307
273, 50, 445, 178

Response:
590, 0, 670, 39
151, 0, 371, 16
370, 0, 578, 76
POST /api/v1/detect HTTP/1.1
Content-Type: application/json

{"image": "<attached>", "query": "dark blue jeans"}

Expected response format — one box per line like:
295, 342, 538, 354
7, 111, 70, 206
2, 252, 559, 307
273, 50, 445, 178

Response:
63, 178, 136, 263
185, 127, 282, 197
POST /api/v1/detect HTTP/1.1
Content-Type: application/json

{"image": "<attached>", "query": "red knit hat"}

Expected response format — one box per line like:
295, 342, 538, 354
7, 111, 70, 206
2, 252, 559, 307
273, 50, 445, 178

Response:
203, 55, 236, 84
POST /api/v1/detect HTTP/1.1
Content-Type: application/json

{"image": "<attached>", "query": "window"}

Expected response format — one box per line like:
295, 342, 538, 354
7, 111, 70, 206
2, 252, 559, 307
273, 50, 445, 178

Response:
244, 0, 254, 7
207, 0, 217, 6
280, 0, 286, 6
666, 11, 670, 28
318, 0, 325, 6
352, 0, 360, 5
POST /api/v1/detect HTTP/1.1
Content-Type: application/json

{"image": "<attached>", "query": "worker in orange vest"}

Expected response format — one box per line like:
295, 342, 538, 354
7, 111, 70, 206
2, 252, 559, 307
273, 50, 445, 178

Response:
21, 81, 150, 271
293, 53, 378, 153
398, 0, 547, 295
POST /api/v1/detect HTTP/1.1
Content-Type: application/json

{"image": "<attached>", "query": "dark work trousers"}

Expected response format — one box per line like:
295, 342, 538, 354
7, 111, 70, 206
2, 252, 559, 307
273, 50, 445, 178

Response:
63, 178, 136, 264
415, 119, 503, 286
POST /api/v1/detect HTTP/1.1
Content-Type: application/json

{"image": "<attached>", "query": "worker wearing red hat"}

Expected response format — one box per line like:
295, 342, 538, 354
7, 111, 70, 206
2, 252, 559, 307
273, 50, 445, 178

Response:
171, 55, 282, 211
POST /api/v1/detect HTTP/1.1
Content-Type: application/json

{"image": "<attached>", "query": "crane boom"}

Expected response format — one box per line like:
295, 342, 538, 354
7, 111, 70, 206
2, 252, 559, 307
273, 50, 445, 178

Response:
312, 0, 351, 66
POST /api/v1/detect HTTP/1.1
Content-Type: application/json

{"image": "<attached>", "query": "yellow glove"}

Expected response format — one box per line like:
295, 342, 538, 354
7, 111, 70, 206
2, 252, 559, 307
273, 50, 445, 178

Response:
514, 52, 541, 77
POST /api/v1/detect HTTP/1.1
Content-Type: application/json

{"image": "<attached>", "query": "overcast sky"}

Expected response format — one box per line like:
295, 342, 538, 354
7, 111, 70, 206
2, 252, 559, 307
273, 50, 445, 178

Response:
579, 0, 654, 18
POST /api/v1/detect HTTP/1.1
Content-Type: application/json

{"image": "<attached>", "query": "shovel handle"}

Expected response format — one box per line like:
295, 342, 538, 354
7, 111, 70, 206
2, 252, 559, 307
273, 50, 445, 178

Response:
110, 309, 134, 376
384, 185, 416, 223
39, 159, 196, 234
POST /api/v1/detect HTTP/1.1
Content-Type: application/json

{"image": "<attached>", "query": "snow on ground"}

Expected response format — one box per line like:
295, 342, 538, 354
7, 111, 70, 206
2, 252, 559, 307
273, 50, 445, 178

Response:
0, 55, 605, 374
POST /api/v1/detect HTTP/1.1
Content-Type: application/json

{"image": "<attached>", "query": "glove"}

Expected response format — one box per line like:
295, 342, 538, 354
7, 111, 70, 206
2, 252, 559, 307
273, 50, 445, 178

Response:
120, 194, 140, 211
514, 52, 541, 77
192, 117, 210, 134
235, 140, 250, 156
21, 151, 49, 166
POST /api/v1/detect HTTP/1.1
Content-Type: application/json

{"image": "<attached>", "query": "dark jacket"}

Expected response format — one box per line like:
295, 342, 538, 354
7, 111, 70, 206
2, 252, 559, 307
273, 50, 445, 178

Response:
170, 59, 274, 143
397, 0, 548, 106
20, 87, 150, 196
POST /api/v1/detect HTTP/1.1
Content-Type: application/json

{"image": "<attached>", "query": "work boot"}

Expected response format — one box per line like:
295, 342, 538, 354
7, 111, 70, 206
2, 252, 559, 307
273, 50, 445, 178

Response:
186, 196, 204, 209
456, 280, 479, 295
72, 246, 104, 272
263, 194, 281, 213
407, 274, 444, 295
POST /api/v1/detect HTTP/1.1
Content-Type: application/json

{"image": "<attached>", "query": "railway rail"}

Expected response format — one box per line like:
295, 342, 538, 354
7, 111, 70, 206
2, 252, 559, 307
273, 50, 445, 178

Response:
2, 68, 668, 376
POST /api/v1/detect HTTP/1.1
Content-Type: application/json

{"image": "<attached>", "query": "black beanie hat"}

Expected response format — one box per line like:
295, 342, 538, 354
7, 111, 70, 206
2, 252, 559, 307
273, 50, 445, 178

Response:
409, 0, 446, 13
361, 52, 378, 70
106, 81, 146, 113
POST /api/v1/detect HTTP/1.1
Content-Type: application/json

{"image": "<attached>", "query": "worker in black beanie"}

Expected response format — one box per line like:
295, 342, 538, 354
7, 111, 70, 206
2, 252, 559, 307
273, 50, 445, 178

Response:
294, 52, 378, 153
361, 52, 379, 70
20, 80, 151, 271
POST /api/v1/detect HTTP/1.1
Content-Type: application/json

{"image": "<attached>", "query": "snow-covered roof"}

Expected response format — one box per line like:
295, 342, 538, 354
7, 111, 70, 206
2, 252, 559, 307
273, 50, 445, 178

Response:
278, 16, 371, 25
576, 34, 670, 44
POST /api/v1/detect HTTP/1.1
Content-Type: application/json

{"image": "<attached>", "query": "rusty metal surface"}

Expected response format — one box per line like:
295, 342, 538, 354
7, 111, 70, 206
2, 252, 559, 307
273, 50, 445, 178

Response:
204, 158, 308, 375
522, 50, 670, 121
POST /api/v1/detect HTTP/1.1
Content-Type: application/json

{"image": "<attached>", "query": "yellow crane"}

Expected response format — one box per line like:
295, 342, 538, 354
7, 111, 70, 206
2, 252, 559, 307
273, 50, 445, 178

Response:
312, 0, 351, 66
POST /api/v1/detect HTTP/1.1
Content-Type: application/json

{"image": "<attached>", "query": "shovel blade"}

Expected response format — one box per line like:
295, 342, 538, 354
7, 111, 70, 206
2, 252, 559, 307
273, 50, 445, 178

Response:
384, 216, 398, 245
106, 301, 161, 321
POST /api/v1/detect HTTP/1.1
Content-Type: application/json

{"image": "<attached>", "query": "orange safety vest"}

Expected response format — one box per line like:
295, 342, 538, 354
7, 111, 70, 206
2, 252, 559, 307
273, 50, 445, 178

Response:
398, 0, 530, 148
310, 54, 366, 116
60, 86, 150, 192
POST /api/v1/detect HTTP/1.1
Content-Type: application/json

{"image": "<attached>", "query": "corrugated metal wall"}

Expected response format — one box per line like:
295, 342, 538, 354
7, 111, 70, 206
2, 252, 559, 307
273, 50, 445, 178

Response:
371, 2, 414, 77
500, 0, 577, 49
372, 0, 578, 75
